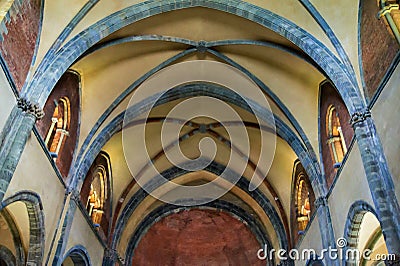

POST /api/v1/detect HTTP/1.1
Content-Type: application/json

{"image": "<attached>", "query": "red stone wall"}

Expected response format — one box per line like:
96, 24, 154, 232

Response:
36, 71, 80, 178
133, 209, 263, 266
361, 0, 399, 99
320, 81, 353, 188
0, 0, 41, 90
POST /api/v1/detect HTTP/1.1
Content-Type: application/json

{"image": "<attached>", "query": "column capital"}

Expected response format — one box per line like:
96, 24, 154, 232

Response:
17, 97, 44, 120
349, 109, 371, 128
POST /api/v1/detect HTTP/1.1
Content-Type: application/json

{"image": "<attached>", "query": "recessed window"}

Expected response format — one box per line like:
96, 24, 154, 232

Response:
44, 97, 71, 161
326, 105, 347, 168
291, 161, 316, 246
80, 152, 112, 238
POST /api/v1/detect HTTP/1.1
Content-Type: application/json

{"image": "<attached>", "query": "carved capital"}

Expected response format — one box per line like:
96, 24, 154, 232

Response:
350, 109, 371, 128
17, 97, 44, 120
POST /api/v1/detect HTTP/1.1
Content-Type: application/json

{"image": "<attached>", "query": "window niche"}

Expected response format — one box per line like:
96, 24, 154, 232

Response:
36, 70, 81, 179
290, 160, 316, 246
44, 97, 71, 159
80, 152, 112, 239
319, 81, 353, 188
326, 105, 347, 168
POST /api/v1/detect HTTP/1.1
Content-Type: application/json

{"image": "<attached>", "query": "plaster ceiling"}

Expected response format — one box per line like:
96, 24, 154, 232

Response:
61, 4, 329, 253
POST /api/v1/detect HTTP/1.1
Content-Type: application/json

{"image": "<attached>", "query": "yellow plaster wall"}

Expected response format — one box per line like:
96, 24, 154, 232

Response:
328, 144, 374, 243
6, 134, 66, 258
65, 207, 104, 265
0, 68, 15, 133
371, 64, 400, 201
32, 0, 87, 71
311, 0, 364, 93
296, 216, 322, 265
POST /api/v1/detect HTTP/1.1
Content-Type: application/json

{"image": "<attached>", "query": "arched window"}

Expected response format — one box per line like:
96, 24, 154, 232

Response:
377, 0, 400, 44
291, 161, 316, 246
80, 152, 112, 239
326, 105, 347, 168
319, 81, 353, 188
36, 71, 80, 178
296, 178, 312, 231
44, 97, 71, 160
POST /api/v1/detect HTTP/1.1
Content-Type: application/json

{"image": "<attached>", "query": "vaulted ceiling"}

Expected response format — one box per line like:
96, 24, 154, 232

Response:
27, 0, 363, 259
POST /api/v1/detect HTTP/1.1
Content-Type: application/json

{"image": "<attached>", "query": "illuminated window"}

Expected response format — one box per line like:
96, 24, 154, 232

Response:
291, 161, 316, 246
86, 165, 108, 226
44, 97, 70, 160
326, 105, 347, 167
377, 0, 400, 43
296, 176, 312, 231
80, 152, 112, 237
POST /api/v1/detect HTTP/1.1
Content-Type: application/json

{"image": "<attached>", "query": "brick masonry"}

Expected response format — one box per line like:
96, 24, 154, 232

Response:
132, 209, 263, 266
0, 0, 41, 90
360, 0, 399, 99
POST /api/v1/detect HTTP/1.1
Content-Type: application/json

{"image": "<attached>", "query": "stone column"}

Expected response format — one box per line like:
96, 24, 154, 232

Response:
52, 192, 77, 266
315, 196, 339, 266
0, 98, 44, 202
351, 110, 400, 257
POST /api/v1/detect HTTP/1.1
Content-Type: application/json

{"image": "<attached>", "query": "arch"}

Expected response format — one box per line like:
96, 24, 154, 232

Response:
72, 82, 323, 200
35, 70, 81, 178
0, 245, 16, 266
62, 245, 91, 266
24, 0, 364, 115
342, 201, 378, 265
0, 209, 25, 265
0, 191, 45, 265
107, 115, 289, 248
290, 160, 316, 246
111, 160, 288, 256
80, 151, 112, 239
74, 47, 317, 176
125, 200, 273, 266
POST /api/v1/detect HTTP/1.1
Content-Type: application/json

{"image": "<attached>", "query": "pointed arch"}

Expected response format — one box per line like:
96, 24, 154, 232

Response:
0, 245, 16, 266
62, 245, 91, 266
24, 0, 364, 117
0, 209, 25, 265
0, 191, 45, 265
